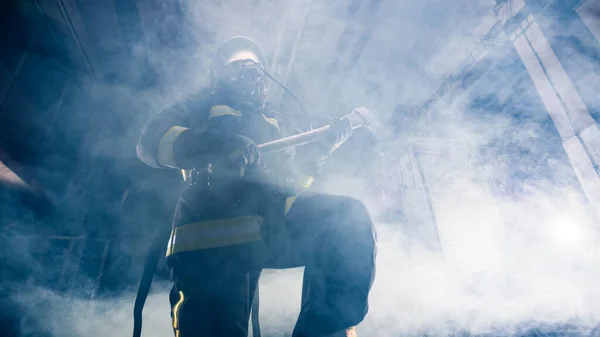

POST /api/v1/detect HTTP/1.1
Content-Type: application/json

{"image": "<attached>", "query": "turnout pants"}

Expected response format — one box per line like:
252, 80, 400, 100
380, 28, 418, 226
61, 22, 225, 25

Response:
168, 194, 378, 337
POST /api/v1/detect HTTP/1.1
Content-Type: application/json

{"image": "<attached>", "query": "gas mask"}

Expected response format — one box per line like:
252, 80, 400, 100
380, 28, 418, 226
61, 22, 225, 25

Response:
209, 36, 311, 130
214, 59, 267, 107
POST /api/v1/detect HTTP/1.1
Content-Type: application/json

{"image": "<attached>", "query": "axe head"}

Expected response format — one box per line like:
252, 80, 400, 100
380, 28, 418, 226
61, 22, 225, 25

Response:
344, 106, 389, 142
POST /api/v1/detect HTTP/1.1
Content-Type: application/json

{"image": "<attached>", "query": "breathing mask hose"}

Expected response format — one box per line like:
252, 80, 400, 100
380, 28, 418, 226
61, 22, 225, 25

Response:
260, 65, 313, 131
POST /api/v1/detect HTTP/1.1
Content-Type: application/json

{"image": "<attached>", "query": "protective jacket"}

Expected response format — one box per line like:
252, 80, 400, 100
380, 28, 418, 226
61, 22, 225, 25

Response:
136, 89, 314, 259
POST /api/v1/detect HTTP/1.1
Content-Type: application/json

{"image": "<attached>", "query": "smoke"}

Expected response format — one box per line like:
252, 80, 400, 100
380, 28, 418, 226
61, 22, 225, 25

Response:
4, 0, 600, 336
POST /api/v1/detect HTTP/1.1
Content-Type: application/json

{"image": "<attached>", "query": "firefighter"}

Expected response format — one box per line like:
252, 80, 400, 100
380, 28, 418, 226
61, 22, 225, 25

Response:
136, 36, 377, 337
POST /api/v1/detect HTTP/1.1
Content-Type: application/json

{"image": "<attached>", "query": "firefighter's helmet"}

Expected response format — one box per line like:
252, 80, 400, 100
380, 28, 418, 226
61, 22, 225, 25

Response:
209, 36, 267, 86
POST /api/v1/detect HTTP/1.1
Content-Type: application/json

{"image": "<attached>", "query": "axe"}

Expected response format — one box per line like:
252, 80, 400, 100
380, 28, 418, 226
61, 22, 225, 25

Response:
257, 106, 384, 154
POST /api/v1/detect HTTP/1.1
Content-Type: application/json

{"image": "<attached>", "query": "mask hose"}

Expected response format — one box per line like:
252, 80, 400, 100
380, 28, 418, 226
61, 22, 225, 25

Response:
260, 65, 314, 131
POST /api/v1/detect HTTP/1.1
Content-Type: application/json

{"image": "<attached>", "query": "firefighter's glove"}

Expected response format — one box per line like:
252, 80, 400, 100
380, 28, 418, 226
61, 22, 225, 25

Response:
171, 128, 213, 169
325, 116, 353, 152
293, 117, 352, 176
174, 129, 258, 177
216, 134, 260, 178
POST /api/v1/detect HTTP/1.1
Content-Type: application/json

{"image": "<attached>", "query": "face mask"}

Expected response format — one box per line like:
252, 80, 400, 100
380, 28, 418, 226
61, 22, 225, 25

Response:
215, 60, 267, 105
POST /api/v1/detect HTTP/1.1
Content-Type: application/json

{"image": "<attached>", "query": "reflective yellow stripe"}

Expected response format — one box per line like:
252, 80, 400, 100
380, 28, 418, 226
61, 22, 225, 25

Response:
165, 216, 263, 256
284, 174, 313, 214
285, 196, 296, 215
300, 175, 314, 189
262, 114, 279, 128
294, 174, 314, 190
158, 126, 189, 168
172, 290, 184, 337
209, 105, 242, 118
289, 168, 314, 191
166, 228, 176, 257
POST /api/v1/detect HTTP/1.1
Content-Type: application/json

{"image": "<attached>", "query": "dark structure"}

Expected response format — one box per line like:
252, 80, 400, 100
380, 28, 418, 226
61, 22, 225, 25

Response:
0, 1, 183, 335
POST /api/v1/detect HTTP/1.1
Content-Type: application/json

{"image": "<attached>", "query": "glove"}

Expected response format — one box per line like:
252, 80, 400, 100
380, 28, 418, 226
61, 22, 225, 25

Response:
212, 134, 260, 178
325, 116, 353, 151
173, 129, 258, 177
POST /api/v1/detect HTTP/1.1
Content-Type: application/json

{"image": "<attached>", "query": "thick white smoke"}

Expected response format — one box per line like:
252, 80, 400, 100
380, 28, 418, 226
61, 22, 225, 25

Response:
10, 0, 600, 336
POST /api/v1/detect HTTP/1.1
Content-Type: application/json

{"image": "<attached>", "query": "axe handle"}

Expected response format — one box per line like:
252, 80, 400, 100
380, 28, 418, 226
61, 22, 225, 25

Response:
257, 125, 332, 154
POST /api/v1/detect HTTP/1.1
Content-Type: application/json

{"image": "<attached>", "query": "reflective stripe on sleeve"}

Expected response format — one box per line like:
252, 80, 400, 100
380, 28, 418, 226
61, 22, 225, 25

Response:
158, 126, 189, 168
209, 105, 242, 118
